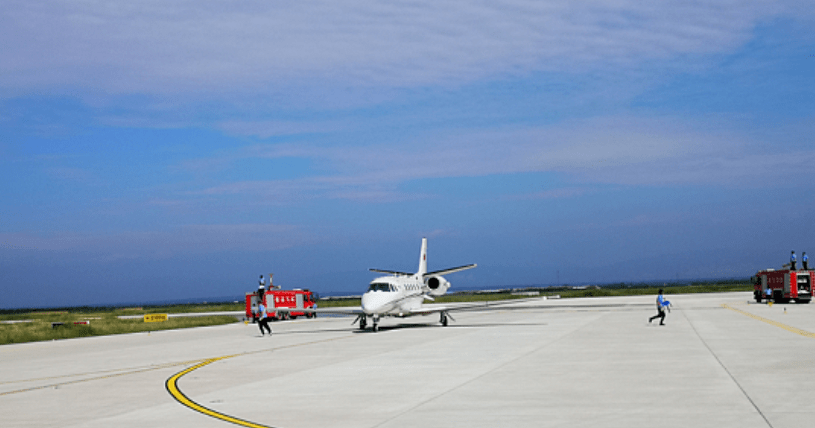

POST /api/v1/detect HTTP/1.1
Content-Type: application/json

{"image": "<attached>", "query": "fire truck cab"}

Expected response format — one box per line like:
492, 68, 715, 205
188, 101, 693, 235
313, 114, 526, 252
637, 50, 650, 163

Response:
752, 269, 812, 304
246, 288, 319, 322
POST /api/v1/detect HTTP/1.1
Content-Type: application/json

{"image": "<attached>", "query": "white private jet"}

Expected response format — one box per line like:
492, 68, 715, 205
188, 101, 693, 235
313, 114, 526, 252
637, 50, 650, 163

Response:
357, 237, 476, 331
271, 237, 539, 332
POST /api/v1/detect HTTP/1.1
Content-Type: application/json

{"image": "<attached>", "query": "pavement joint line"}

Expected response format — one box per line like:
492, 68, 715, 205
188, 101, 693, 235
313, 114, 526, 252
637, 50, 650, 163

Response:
0, 360, 203, 397
165, 334, 351, 428
367, 311, 602, 428
0, 359, 207, 386
684, 309, 773, 428
722, 304, 815, 338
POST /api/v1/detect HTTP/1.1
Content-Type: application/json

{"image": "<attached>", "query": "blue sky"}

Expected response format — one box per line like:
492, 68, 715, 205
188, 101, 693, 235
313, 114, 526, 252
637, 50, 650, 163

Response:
1, 1, 814, 308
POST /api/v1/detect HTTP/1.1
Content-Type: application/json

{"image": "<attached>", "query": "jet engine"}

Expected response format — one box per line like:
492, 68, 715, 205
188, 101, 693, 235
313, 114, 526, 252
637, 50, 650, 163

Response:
425, 275, 450, 296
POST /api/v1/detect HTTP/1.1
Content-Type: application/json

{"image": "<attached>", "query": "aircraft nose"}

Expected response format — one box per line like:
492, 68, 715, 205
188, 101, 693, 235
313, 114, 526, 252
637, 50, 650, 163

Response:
361, 292, 383, 313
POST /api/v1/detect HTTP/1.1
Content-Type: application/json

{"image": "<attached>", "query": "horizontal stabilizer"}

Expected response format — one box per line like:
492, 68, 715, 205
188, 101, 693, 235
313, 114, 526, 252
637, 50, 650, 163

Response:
369, 268, 413, 276
425, 264, 477, 277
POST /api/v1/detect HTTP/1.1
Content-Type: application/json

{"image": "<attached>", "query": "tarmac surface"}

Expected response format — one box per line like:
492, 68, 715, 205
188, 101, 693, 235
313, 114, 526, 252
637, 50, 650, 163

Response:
2, 291, 815, 428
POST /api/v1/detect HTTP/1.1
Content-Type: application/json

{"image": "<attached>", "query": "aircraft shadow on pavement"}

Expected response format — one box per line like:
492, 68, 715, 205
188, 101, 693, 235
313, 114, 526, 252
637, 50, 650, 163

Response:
258, 321, 549, 336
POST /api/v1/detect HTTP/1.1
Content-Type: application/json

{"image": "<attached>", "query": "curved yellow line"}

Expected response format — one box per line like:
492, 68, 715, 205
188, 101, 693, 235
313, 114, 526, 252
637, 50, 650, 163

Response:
722, 304, 815, 338
165, 335, 349, 427
165, 355, 274, 428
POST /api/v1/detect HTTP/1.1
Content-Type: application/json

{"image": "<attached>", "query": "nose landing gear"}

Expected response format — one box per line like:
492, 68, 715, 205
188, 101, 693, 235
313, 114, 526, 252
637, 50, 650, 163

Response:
440, 311, 454, 326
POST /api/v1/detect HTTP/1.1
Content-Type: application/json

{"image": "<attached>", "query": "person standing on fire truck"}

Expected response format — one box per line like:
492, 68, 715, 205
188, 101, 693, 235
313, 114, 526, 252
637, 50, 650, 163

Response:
791, 251, 797, 270
257, 275, 266, 300
804, 252, 809, 270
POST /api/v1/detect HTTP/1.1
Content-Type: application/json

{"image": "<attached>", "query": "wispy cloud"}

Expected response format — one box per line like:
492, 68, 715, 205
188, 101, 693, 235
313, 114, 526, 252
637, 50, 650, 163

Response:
0, 223, 313, 260
180, 115, 814, 204
217, 120, 345, 139
45, 167, 96, 184
0, 1, 796, 99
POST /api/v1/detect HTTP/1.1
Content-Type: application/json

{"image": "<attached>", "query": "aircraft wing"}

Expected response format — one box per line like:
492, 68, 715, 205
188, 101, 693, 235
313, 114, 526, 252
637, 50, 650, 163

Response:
270, 306, 364, 315
399, 296, 545, 316
424, 264, 477, 277
369, 268, 413, 276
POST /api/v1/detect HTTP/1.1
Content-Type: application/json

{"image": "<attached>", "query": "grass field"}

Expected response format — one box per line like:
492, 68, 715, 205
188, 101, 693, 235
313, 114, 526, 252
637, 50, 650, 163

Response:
0, 311, 238, 345
1, 280, 753, 345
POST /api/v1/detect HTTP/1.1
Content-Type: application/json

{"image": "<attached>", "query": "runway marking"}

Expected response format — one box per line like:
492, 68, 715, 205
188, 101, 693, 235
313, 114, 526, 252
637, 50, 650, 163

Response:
684, 310, 773, 428
722, 304, 815, 338
165, 355, 272, 428
165, 335, 350, 428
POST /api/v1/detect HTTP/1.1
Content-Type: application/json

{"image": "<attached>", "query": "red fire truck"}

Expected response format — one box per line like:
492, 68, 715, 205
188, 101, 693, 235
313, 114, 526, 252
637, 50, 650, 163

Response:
245, 288, 319, 322
752, 269, 812, 303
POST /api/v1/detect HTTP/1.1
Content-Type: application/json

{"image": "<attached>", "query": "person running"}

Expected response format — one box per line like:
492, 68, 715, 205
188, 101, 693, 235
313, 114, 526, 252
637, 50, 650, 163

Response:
257, 300, 272, 336
648, 289, 668, 326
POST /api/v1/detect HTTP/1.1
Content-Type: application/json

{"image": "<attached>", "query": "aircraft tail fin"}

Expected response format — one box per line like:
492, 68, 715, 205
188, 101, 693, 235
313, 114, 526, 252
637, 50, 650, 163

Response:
418, 237, 428, 276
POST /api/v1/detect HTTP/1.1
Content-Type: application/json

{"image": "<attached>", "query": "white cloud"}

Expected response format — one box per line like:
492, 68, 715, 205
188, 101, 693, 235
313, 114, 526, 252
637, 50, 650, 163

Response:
0, 0, 796, 98
183, 115, 813, 203
0, 223, 312, 260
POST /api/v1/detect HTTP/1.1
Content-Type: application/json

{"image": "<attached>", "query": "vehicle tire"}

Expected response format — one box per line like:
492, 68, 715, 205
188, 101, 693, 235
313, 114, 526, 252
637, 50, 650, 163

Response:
755, 292, 761, 303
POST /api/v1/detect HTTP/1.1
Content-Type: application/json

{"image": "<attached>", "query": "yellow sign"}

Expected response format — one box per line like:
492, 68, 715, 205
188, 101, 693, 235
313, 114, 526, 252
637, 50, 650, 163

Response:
144, 314, 168, 323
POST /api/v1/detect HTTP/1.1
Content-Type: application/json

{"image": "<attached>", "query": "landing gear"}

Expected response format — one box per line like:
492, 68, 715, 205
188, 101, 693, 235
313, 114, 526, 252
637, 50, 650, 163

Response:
440, 312, 448, 327
359, 316, 367, 330
372, 315, 380, 332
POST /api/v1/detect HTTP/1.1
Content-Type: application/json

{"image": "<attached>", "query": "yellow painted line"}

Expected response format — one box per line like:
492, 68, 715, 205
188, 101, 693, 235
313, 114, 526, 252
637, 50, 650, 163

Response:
165, 335, 351, 427
722, 304, 815, 338
165, 355, 273, 428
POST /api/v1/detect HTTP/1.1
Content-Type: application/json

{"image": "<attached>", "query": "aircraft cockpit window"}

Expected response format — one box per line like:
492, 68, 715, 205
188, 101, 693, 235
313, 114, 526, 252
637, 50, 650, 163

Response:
368, 283, 392, 292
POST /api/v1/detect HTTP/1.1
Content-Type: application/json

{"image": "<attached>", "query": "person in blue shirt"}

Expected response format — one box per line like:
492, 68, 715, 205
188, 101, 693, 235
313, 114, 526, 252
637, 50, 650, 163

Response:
256, 301, 272, 336
648, 289, 668, 325
804, 252, 809, 270
790, 251, 797, 270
